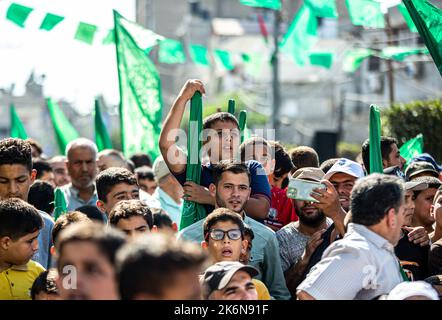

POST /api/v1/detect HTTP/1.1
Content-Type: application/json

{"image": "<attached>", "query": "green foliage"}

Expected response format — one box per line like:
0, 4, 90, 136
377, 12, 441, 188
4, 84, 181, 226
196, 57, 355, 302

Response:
383, 99, 442, 162
337, 142, 361, 161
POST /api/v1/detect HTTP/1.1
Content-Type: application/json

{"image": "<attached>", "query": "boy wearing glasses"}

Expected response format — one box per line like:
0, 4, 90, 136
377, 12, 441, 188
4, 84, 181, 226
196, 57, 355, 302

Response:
201, 208, 270, 300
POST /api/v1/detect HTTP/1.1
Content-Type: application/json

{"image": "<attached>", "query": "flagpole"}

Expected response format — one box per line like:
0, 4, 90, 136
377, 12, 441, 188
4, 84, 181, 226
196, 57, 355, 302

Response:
385, 11, 396, 106
271, 9, 281, 140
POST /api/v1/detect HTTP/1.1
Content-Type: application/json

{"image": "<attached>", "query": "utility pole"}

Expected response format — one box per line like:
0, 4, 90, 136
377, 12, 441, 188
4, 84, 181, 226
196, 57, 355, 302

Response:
271, 10, 281, 140
385, 12, 395, 106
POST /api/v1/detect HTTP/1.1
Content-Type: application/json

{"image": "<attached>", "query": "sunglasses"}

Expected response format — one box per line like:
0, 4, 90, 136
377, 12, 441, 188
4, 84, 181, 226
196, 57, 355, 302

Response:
208, 229, 242, 241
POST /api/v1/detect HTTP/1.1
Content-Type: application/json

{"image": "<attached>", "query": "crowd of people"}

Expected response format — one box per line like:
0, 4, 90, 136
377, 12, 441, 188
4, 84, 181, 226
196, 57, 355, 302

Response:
1, 79, 442, 300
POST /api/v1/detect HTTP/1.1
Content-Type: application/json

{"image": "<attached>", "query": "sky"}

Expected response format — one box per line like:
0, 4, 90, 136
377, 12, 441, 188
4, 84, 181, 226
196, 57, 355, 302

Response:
0, 0, 135, 115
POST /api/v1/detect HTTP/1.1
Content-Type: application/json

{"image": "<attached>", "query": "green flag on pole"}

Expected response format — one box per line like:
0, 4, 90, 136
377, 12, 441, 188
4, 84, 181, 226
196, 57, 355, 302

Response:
369, 104, 384, 174
39, 13, 64, 31
343, 48, 374, 72
94, 98, 113, 151
305, 0, 338, 18
346, 0, 385, 29
102, 29, 115, 45
380, 46, 429, 61
214, 49, 235, 71
114, 10, 163, 161
10, 104, 28, 139
75, 22, 98, 45
400, 133, 424, 166
228, 99, 236, 115
180, 91, 207, 230
239, 0, 281, 10
238, 110, 250, 144
159, 39, 186, 64
403, 0, 442, 77
279, 5, 318, 66
398, 3, 418, 33
6, 3, 33, 28
310, 52, 334, 69
189, 44, 210, 67
47, 98, 80, 154
53, 188, 67, 221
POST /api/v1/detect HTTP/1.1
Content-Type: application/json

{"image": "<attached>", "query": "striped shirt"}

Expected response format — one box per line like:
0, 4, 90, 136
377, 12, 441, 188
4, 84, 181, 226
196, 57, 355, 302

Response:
297, 223, 404, 300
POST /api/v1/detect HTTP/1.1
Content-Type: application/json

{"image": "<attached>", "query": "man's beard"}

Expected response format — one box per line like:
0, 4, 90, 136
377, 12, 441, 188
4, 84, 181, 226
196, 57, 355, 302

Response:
297, 208, 326, 228
215, 194, 246, 214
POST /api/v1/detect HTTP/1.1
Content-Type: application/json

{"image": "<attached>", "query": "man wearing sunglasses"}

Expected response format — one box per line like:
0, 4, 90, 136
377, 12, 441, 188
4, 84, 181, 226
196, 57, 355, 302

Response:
179, 160, 290, 300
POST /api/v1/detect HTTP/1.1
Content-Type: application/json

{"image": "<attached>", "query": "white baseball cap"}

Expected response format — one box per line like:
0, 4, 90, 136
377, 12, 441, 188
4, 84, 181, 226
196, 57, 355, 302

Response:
324, 158, 365, 181
387, 281, 439, 300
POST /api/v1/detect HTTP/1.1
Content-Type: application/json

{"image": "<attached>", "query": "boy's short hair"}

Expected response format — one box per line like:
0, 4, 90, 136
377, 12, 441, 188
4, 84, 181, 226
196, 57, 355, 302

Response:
28, 180, 54, 214
134, 166, 155, 181
152, 209, 173, 229
361, 136, 397, 172
116, 233, 207, 300
109, 200, 153, 229
96, 167, 138, 202
32, 158, 53, 179
26, 138, 43, 157
212, 160, 251, 187
289, 146, 319, 169
0, 138, 32, 172
52, 211, 91, 244
412, 176, 442, 199
203, 112, 239, 131
130, 153, 152, 169
31, 269, 58, 300
0, 198, 43, 240
203, 208, 245, 242
56, 222, 126, 270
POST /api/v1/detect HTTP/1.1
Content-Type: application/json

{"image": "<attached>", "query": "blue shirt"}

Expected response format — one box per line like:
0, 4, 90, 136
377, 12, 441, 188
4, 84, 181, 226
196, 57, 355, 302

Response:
59, 183, 98, 211
33, 210, 54, 269
152, 187, 183, 225
178, 215, 291, 300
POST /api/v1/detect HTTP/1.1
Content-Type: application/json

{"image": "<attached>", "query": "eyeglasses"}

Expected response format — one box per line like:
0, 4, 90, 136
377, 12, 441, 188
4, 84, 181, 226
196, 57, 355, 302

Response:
208, 229, 242, 241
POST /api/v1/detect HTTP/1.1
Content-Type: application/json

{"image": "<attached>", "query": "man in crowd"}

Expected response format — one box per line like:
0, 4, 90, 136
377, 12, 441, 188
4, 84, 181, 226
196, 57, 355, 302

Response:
116, 233, 206, 300
60, 138, 98, 211
297, 174, 407, 300
134, 166, 157, 195
159, 79, 271, 220
361, 136, 406, 172
411, 176, 441, 234
130, 153, 152, 169
109, 200, 155, 239
289, 146, 320, 172
48, 156, 70, 187
28, 180, 54, 216
179, 160, 290, 300
97, 149, 130, 172
32, 158, 55, 187
0, 138, 53, 268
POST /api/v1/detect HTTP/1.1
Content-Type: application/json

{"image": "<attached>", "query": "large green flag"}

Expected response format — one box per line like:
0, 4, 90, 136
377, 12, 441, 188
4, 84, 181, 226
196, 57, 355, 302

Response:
10, 104, 28, 139
53, 188, 67, 221
114, 11, 163, 161
381, 46, 429, 61
305, 0, 338, 18
398, 3, 418, 33
159, 39, 186, 64
343, 48, 374, 72
6, 3, 33, 28
39, 13, 64, 31
400, 133, 424, 166
369, 104, 384, 174
403, 0, 442, 77
189, 44, 210, 67
346, 0, 385, 29
239, 0, 281, 10
180, 91, 207, 230
94, 98, 113, 151
47, 98, 80, 154
279, 5, 318, 66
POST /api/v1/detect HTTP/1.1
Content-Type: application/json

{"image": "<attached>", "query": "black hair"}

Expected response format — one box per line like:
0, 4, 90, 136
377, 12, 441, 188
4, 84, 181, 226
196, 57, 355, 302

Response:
0, 198, 43, 240
320, 158, 340, 174
76, 205, 106, 223
212, 160, 251, 187
28, 180, 54, 214
130, 153, 152, 169
109, 200, 153, 230
0, 138, 32, 172
350, 173, 404, 226
203, 208, 245, 241
32, 158, 53, 179
31, 269, 58, 300
52, 211, 91, 244
361, 136, 398, 172
96, 167, 138, 202
26, 138, 43, 157
289, 146, 319, 170
135, 166, 155, 181
152, 210, 174, 229
202, 112, 239, 130
270, 141, 294, 177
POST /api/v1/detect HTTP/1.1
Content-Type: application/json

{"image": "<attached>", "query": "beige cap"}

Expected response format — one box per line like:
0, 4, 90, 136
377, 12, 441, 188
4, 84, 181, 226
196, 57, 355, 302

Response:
291, 167, 325, 182
152, 156, 171, 183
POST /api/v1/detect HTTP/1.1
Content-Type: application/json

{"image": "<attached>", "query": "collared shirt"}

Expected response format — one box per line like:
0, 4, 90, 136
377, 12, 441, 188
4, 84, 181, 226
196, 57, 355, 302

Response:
178, 215, 291, 300
0, 260, 45, 300
33, 210, 54, 269
59, 183, 98, 211
297, 223, 404, 300
152, 187, 183, 225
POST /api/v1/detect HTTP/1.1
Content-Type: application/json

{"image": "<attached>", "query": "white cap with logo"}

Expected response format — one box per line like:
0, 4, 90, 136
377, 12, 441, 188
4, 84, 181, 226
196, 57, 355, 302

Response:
324, 158, 365, 181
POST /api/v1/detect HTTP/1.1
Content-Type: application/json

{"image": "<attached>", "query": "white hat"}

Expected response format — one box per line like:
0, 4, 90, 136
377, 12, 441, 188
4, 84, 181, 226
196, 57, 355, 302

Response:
152, 156, 171, 183
324, 158, 365, 181
387, 281, 439, 300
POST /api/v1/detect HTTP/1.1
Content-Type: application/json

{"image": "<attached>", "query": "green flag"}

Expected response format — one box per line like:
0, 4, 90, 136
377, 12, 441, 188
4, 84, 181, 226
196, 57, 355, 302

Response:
159, 38, 186, 64
114, 11, 162, 161
189, 44, 210, 67
279, 5, 318, 66
6, 3, 33, 28
102, 29, 115, 45
214, 49, 234, 71
94, 98, 113, 151
381, 46, 429, 61
228, 99, 236, 115
403, 0, 442, 77
343, 48, 374, 72
305, 0, 338, 18
346, 0, 385, 29
400, 133, 424, 166
53, 188, 67, 221
180, 91, 207, 230
10, 104, 28, 139
242, 53, 264, 77
238, 110, 251, 144
310, 52, 334, 69
47, 98, 80, 154
39, 13, 64, 31
398, 3, 418, 33
239, 0, 281, 10
369, 104, 384, 174
75, 22, 98, 45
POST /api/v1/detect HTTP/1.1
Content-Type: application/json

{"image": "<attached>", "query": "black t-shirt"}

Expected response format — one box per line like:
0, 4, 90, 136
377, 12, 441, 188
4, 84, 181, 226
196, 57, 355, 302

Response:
395, 229, 430, 281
